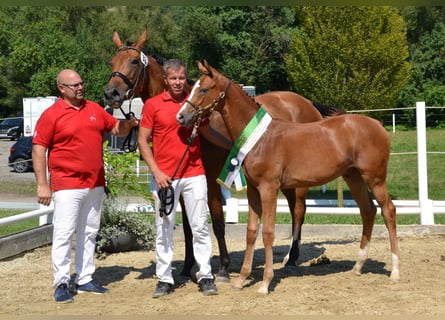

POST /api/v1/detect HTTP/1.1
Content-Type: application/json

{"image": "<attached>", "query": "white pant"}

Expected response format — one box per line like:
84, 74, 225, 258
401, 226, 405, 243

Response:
51, 187, 104, 288
153, 175, 213, 284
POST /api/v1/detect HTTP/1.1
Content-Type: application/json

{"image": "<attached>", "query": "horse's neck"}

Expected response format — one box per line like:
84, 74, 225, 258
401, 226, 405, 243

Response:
222, 87, 260, 142
139, 56, 165, 102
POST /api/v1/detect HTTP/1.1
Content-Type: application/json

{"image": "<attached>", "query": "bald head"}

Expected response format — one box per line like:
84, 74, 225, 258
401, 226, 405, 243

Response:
57, 69, 82, 87
56, 69, 85, 107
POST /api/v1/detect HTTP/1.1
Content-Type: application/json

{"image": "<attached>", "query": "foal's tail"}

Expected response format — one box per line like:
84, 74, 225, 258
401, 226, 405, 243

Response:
312, 102, 346, 118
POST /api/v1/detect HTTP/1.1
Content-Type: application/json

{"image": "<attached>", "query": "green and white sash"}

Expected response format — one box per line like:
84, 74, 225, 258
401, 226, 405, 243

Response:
217, 107, 272, 191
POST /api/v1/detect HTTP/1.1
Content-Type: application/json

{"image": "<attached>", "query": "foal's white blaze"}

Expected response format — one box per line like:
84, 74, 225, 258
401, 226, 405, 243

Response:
177, 79, 200, 116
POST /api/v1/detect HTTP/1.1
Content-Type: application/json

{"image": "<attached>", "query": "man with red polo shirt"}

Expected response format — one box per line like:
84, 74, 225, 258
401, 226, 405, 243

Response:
138, 59, 231, 298
32, 69, 138, 303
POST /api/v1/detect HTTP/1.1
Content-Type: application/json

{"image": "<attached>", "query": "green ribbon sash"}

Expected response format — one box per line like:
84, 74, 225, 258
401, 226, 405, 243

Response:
217, 107, 272, 191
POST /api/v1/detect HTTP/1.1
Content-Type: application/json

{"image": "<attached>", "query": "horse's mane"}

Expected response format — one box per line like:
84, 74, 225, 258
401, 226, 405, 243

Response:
312, 102, 346, 118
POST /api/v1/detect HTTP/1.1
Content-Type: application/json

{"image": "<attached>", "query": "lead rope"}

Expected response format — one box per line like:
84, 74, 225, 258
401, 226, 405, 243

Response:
159, 118, 201, 217
119, 99, 139, 152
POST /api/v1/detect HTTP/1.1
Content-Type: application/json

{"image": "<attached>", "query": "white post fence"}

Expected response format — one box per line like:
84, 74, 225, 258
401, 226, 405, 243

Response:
416, 101, 435, 225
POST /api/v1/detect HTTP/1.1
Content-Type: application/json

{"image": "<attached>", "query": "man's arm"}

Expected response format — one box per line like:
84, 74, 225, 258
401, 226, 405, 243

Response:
110, 115, 139, 137
137, 126, 172, 189
32, 144, 52, 206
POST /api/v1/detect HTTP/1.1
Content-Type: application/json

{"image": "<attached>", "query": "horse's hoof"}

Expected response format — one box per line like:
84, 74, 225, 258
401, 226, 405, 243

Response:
284, 263, 298, 271
215, 275, 230, 283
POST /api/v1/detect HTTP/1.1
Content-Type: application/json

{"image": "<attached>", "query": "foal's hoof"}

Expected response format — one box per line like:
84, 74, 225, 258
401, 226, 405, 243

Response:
390, 271, 400, 283
257, 286, 269, 295
231, 278, 244, 290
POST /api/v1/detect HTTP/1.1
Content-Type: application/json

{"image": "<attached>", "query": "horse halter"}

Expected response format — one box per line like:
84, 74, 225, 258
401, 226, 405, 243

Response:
185, 80, 232, 121
109, 46, 148, 100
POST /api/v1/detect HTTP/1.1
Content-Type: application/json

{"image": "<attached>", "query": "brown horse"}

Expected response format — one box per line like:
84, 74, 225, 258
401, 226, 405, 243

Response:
176, 60, 400, 294
103, 30, 341, 282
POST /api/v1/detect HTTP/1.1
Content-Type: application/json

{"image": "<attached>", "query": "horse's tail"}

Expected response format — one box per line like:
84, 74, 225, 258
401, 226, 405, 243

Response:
312, 102, 346, 118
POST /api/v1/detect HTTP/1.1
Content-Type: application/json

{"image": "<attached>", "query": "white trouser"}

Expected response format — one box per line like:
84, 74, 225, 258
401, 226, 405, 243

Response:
51, 187, 104, 288
153, 175, 213, 284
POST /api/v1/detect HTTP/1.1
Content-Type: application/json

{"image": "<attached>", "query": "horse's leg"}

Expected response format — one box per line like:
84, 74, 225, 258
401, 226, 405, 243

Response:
207, 180, 231, 282
179, 196, 195, 277
370, 182, 400, 282
281, 187, 307, 268
342, 170, 377, 276
200, 137, 231, 282
232, 185, 261, 290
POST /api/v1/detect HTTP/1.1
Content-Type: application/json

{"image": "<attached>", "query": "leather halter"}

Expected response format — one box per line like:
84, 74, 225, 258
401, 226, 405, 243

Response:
185, 80, 232, 120
109, 46, 147, 100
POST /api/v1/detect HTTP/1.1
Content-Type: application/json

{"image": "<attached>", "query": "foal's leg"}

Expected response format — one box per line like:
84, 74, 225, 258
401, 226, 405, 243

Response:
343, 171, 377, 276
232, 187, 261, 290
258, 192, 278, 294
281, 187, 307, 267
371, 183, 400, 282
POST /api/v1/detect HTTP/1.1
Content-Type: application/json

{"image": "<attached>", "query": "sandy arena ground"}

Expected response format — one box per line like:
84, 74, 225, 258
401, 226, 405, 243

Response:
1, 230, 444, 317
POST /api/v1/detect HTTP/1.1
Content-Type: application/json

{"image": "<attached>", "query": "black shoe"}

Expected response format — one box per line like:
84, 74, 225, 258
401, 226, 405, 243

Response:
54, 283, 73, 303
152, 281, 173, 298
198, 278, 218, 296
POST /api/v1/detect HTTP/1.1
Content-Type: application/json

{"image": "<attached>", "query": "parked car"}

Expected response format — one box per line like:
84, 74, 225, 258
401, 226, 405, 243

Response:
0, 117, 24, 140
8, 136, 33, 173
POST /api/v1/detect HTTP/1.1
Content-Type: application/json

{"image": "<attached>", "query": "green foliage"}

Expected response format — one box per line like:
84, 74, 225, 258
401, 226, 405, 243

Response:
398, 22, 445, 126
103, 141, 150, 201
285, 7, 411, 114
99, 142, 155, 255
96, 197, 155, 255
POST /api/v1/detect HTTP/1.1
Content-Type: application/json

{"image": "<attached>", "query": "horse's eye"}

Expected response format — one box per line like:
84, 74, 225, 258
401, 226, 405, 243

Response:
200, 88, 208, 95
131, 59, 139, 65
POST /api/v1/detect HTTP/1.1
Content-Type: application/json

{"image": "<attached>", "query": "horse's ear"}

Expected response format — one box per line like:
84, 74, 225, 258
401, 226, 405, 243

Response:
135, 30, 147, 50
113, 31, 124, 48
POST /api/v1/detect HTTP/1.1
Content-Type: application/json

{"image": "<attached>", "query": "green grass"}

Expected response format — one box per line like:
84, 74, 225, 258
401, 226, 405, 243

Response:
142, 211, 445, 226
0, 209, 39, 237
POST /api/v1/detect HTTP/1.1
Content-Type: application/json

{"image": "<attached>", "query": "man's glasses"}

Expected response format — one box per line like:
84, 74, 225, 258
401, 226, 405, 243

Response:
61, 80, 85, 89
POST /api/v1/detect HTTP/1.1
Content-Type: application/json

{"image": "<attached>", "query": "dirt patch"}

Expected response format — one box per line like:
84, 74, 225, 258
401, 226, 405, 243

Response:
1, 232, 444, 316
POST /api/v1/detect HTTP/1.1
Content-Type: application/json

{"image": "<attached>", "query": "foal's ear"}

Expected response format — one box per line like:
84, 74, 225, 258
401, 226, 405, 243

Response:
113, 31, 124, 48
197, 60, 211, 76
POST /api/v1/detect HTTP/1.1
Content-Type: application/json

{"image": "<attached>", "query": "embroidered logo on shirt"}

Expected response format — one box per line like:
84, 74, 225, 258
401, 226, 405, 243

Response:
89, 116, 97, 121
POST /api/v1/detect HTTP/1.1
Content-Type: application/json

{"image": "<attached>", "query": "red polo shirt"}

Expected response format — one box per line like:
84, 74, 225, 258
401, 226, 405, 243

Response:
139, 90, 207, 179
33, 98, 118, 191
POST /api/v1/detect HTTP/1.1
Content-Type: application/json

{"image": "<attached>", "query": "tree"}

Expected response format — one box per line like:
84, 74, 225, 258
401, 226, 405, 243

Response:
285, 6, 411, 114
398, 22, 445, 126
177, 7, 299, 92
